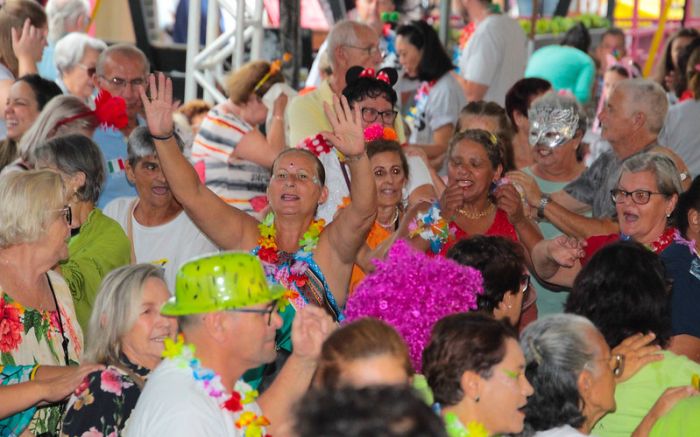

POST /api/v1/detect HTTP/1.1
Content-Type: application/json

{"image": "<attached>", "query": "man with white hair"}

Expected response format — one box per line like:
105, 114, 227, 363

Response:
126, 252, 334, 436
38, 0, 91, 80
287, 20, 387, 146
509, 79, 691, 239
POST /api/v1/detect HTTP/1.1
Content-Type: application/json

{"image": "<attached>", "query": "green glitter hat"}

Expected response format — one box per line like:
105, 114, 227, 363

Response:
161, 252, 285, 316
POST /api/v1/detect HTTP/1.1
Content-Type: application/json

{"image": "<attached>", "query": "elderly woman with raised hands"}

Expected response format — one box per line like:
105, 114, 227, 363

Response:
33, 134, 130, 332
520, 313, 698, 437
54, 32, 107, 102
60, 264, 177, 437
532, 153, 682, 288
0, 170, 84, 436
141, 73, 375, 381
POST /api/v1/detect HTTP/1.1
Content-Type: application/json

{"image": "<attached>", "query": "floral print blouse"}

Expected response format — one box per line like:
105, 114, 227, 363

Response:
0, 270, 83, 436
61, 356, 150, 437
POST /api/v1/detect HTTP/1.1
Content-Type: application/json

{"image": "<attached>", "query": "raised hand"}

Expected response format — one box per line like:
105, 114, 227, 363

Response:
290, 305, 335, 364
36, 363, 104, 403
138, 72, 179, 138
440, 182, 465, 221
546, 235, 585, 267
506, 170, 543, 207
611, 332, 664, 383
321, 95, 365, 157
495, 183, 527, 224
12, 19, 46, 65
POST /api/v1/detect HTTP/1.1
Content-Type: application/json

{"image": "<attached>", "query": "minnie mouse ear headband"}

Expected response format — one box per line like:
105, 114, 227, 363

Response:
54, 89, 128, 130
345, 66, 399, 88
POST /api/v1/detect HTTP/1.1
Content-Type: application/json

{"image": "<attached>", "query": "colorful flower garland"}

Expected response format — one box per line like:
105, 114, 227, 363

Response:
162, 335, 271, 437
408, 202, 450, 253
405, 80, 436, 132
257, 212, 325, 310
444, 412, 488, 437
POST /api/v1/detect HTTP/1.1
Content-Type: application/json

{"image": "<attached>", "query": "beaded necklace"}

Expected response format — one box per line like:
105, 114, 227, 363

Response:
162, 335, 271, 436
256, 212, 325, 309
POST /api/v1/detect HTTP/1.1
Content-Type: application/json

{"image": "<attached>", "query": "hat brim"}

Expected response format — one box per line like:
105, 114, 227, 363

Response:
160, 283, 288, 317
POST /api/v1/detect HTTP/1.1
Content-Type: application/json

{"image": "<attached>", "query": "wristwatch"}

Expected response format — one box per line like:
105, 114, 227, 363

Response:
537, 194, 551, 220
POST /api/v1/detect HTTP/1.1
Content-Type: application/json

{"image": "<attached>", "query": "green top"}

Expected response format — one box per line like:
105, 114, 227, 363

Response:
61, 208, 130, 332
592, 350, 700, 437
650, 394, 700, 436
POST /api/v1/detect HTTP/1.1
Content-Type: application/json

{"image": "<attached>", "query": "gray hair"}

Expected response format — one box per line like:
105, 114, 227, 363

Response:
0, 170, 66, 248
614, 79, 668, 134
45, 0, 90, 44
520, 314, 599, 433
127, 126, 184, 165
19, 95, 98, 162
530, 91, 588, 134
85, 264, 166, 365
54, 32, 107, 75
619, 152, 683, 198
96, 43, 150, 77
326, 20, 365, 68
32, 134, 105, 203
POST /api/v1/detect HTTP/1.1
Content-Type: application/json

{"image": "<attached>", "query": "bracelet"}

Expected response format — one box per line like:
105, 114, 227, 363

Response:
343, 152, 366, 163
537, 193, 551, 220
150, 131, 174, 141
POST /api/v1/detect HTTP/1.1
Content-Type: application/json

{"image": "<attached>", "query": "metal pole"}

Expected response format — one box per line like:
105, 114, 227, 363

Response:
234, 0, 246, 70
251, 0, 264, 60
204, 0, 220, 102
438, 0, 451, 48
185, 0, 203, 101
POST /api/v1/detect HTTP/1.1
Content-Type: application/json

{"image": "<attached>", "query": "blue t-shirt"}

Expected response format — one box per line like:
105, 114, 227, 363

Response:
37, 43, 58, 81
93, 126, 137, 208
525, 45, 596, 104
660, 241, 700, 338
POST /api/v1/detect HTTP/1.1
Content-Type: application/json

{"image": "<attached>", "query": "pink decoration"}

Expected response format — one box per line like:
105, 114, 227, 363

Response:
363, 123, 385, 142
344, 240, 484, 371
695, 63, 700, 73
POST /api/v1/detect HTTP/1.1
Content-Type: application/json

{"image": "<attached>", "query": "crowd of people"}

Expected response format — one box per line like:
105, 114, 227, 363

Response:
1, 0, 700, 436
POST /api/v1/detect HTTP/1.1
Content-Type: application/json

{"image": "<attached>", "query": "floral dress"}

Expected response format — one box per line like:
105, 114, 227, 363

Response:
0, 270, 83, 436
61, 356, 149, 437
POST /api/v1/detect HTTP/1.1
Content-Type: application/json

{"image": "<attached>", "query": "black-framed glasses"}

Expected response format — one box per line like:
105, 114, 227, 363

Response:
54, 205, 72, 226
344, 44, 382, 57
519, 274, 531, 294
361, 107, 398, 125
228, 302, 277, 326
99, 75, 146, 90
610, 189, 665, 205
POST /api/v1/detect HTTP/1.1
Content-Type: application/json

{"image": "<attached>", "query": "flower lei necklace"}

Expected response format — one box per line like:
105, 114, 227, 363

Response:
443, 412, 488, 437
162, 335, 271, 437
621, 227, 676, 254
257, 212, 325, 307
405, 79, 436, 132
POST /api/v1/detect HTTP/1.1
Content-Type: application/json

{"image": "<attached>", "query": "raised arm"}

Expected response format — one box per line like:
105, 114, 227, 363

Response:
320, 95, 377, 265
531, 236, 586, 288
140, 73, 259, 250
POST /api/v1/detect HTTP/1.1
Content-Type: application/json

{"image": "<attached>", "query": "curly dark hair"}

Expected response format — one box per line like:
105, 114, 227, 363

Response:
294, 385, 447, 437
447, 235, 525, 314
422, 312, 517, 406
565, 241, 672, 348
342, 66, 398, 107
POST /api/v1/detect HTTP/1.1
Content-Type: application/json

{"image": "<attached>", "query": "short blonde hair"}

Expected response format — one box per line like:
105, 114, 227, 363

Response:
0, 170, 66, 248
85, 264, 167, 364
225, 60, 284, 105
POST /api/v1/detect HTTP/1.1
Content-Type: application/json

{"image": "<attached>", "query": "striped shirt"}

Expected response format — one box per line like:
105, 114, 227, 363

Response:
192, 107, 270, 218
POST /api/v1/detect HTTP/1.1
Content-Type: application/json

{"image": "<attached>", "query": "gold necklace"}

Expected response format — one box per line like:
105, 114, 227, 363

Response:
377, 207, 400, 229
457, 202, 495, 220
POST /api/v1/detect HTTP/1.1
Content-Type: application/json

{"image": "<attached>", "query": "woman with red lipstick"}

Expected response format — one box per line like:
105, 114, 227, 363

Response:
532, 153, 682, 288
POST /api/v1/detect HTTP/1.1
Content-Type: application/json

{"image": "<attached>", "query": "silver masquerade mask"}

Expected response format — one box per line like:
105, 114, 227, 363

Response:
528, 103, 580, 149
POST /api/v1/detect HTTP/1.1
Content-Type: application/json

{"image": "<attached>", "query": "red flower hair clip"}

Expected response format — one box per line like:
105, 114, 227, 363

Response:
54, 89, 128, 130
364, 123, 398, 142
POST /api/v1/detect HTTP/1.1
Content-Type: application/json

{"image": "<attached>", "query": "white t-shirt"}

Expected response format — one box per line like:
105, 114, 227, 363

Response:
316, 153, 433, 223
125, 359, 265, 437
103, 197, 219, 291
458, 14, 527, 106
407, 73, 466, 145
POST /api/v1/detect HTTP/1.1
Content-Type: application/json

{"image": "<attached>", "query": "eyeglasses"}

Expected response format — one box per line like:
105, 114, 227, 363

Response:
271, 169, 320, 185
345, 44, 383, 57
519, 274, 531, 294
361, 107, 398, 125
77, 64, 96, 77
54, 205, 72, 226
99, 75, 146, 90
228, 302, 278, 326
610, 189, 665, 205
